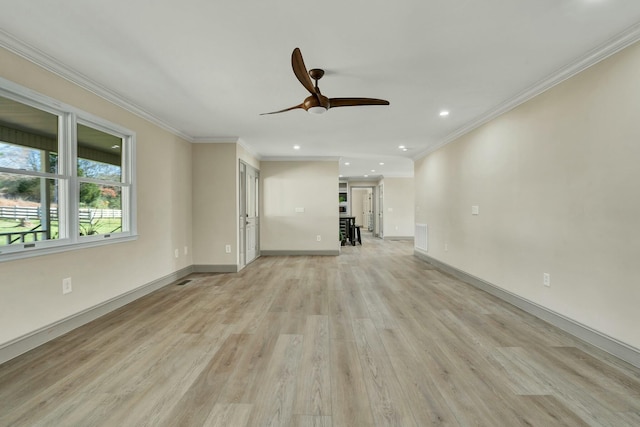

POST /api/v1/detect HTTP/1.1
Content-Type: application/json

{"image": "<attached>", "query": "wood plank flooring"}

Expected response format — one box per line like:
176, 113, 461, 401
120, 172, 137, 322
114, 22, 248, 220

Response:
2, 233, 640, 426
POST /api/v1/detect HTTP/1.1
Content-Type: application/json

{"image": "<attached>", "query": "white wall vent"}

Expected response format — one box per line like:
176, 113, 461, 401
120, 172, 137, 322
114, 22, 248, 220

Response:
415, 223, 428, 251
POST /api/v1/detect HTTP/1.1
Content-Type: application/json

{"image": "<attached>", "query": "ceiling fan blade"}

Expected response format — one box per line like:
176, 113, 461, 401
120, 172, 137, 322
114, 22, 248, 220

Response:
291, 48, 317, 95
260, 103, 304, 115
329, 98, 390, 108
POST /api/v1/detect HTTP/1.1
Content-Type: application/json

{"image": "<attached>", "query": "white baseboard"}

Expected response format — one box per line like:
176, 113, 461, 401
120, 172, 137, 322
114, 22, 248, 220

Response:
0, 266, 194, 365
414, 250, 640, 369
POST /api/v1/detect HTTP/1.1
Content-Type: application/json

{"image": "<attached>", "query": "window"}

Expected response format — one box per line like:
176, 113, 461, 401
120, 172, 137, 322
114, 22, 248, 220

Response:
0, 78, 136, 261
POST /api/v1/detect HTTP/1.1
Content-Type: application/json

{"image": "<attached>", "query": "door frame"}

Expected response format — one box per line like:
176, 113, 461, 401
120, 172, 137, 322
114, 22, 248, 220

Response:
377, 183, 384, 239
239, 160, 260, 268
349, 185, 377, 237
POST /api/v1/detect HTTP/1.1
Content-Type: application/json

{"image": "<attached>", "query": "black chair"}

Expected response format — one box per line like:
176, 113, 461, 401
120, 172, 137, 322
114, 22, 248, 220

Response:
354, 225, 362, 245
339, 218, 348, 245
339, 217, 357, 245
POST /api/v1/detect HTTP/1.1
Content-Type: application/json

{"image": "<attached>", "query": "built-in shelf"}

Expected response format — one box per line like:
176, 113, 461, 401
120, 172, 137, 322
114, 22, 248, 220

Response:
339, 181, 349, 215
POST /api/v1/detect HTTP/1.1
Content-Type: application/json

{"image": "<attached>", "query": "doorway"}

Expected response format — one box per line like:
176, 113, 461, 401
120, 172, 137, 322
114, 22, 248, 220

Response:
350, 186, 381, 238
350, 187, 372, 230
239, 161, 260, 267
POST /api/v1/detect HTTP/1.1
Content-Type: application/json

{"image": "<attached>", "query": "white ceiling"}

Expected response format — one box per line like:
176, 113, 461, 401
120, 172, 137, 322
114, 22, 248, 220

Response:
1, 1, 639, 179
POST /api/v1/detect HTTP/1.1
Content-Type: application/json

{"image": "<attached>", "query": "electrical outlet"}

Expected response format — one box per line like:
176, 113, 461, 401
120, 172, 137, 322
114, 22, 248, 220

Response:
543, 273, 550, 287
316, 235, 321, 241
62, 277, 72, 294
225, 244, 231, 253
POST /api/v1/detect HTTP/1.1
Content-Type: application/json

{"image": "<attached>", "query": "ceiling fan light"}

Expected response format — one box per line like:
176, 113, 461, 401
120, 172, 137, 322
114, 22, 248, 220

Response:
308, 106, 327, 115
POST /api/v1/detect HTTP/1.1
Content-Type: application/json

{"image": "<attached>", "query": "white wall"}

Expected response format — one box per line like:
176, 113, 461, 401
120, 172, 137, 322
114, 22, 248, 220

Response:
414, 41, 640, 350
261, 160, 339, 252
0, 46, 193, 346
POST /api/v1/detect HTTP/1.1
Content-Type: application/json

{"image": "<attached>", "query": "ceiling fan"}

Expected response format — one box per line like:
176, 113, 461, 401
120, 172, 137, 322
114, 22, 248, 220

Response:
261, 47, 390, 115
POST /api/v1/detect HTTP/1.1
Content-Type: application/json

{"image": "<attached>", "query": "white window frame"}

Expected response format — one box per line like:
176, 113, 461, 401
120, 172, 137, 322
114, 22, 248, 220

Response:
0, 76, 137, 262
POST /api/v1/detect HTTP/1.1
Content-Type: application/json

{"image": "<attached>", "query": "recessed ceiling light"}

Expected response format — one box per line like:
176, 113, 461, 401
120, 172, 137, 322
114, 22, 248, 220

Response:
293, 145, 300, 150
371, 169, 376, 172
344, 162, 350, 166
439, 110, 449, 117
402, 148, 408, 152
364, 174, 369, 178
339, 174, 343, 178
379, 162, 384, 165
398, 145, 405, 149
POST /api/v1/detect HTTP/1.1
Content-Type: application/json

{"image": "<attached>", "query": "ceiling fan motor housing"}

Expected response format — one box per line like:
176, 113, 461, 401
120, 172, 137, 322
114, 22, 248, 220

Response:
303, 94, 330, 111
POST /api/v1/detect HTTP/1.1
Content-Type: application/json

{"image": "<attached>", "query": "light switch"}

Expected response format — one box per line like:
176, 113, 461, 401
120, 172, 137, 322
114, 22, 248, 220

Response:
472, 205, 479, 215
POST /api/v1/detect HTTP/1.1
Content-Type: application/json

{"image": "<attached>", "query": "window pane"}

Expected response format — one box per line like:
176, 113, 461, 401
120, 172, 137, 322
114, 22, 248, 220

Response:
0, 95, 59, 174
0, 172, 61, 246
78, 182, 122, 236
77, 123, 122, 181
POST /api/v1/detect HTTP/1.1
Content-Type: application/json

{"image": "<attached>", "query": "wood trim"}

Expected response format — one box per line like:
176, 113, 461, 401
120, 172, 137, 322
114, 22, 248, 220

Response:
414, 250, 640, 368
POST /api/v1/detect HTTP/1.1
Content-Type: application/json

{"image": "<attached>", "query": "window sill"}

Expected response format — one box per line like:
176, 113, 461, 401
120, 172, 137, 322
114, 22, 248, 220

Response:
0, 234, 138, 263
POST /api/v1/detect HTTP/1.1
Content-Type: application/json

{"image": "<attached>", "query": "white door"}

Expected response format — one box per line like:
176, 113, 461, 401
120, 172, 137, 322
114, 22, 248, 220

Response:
362, 192, 370, 229
378, 184, 384, 238
245, 164, 259, 263
239, 163, 246, 267
365, 189, 373, 231
239, 161, 259, 267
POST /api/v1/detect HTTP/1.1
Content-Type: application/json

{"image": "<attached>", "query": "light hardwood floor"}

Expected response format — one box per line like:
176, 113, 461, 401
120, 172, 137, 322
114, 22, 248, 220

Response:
2, 234, 640, 426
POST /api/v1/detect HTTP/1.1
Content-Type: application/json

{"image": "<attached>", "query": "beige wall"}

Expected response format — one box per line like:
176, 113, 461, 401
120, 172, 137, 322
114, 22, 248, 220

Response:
237, 143, 260, 266
0, 47, 193, 345
381, 177, 414, 238
236, 143, 260, 170
192, 143, 238, 266
414, 41, 640, 350
261, 161, 339, 251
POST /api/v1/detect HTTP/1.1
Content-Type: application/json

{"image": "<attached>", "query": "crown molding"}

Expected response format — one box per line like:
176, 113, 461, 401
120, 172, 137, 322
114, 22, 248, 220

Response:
380, 172, 415, 178
0, 29, 195, 142
237, 138, 262, 160
191, 136, 240, 143
4, 22, 640, 162
413, 21, 640, 161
